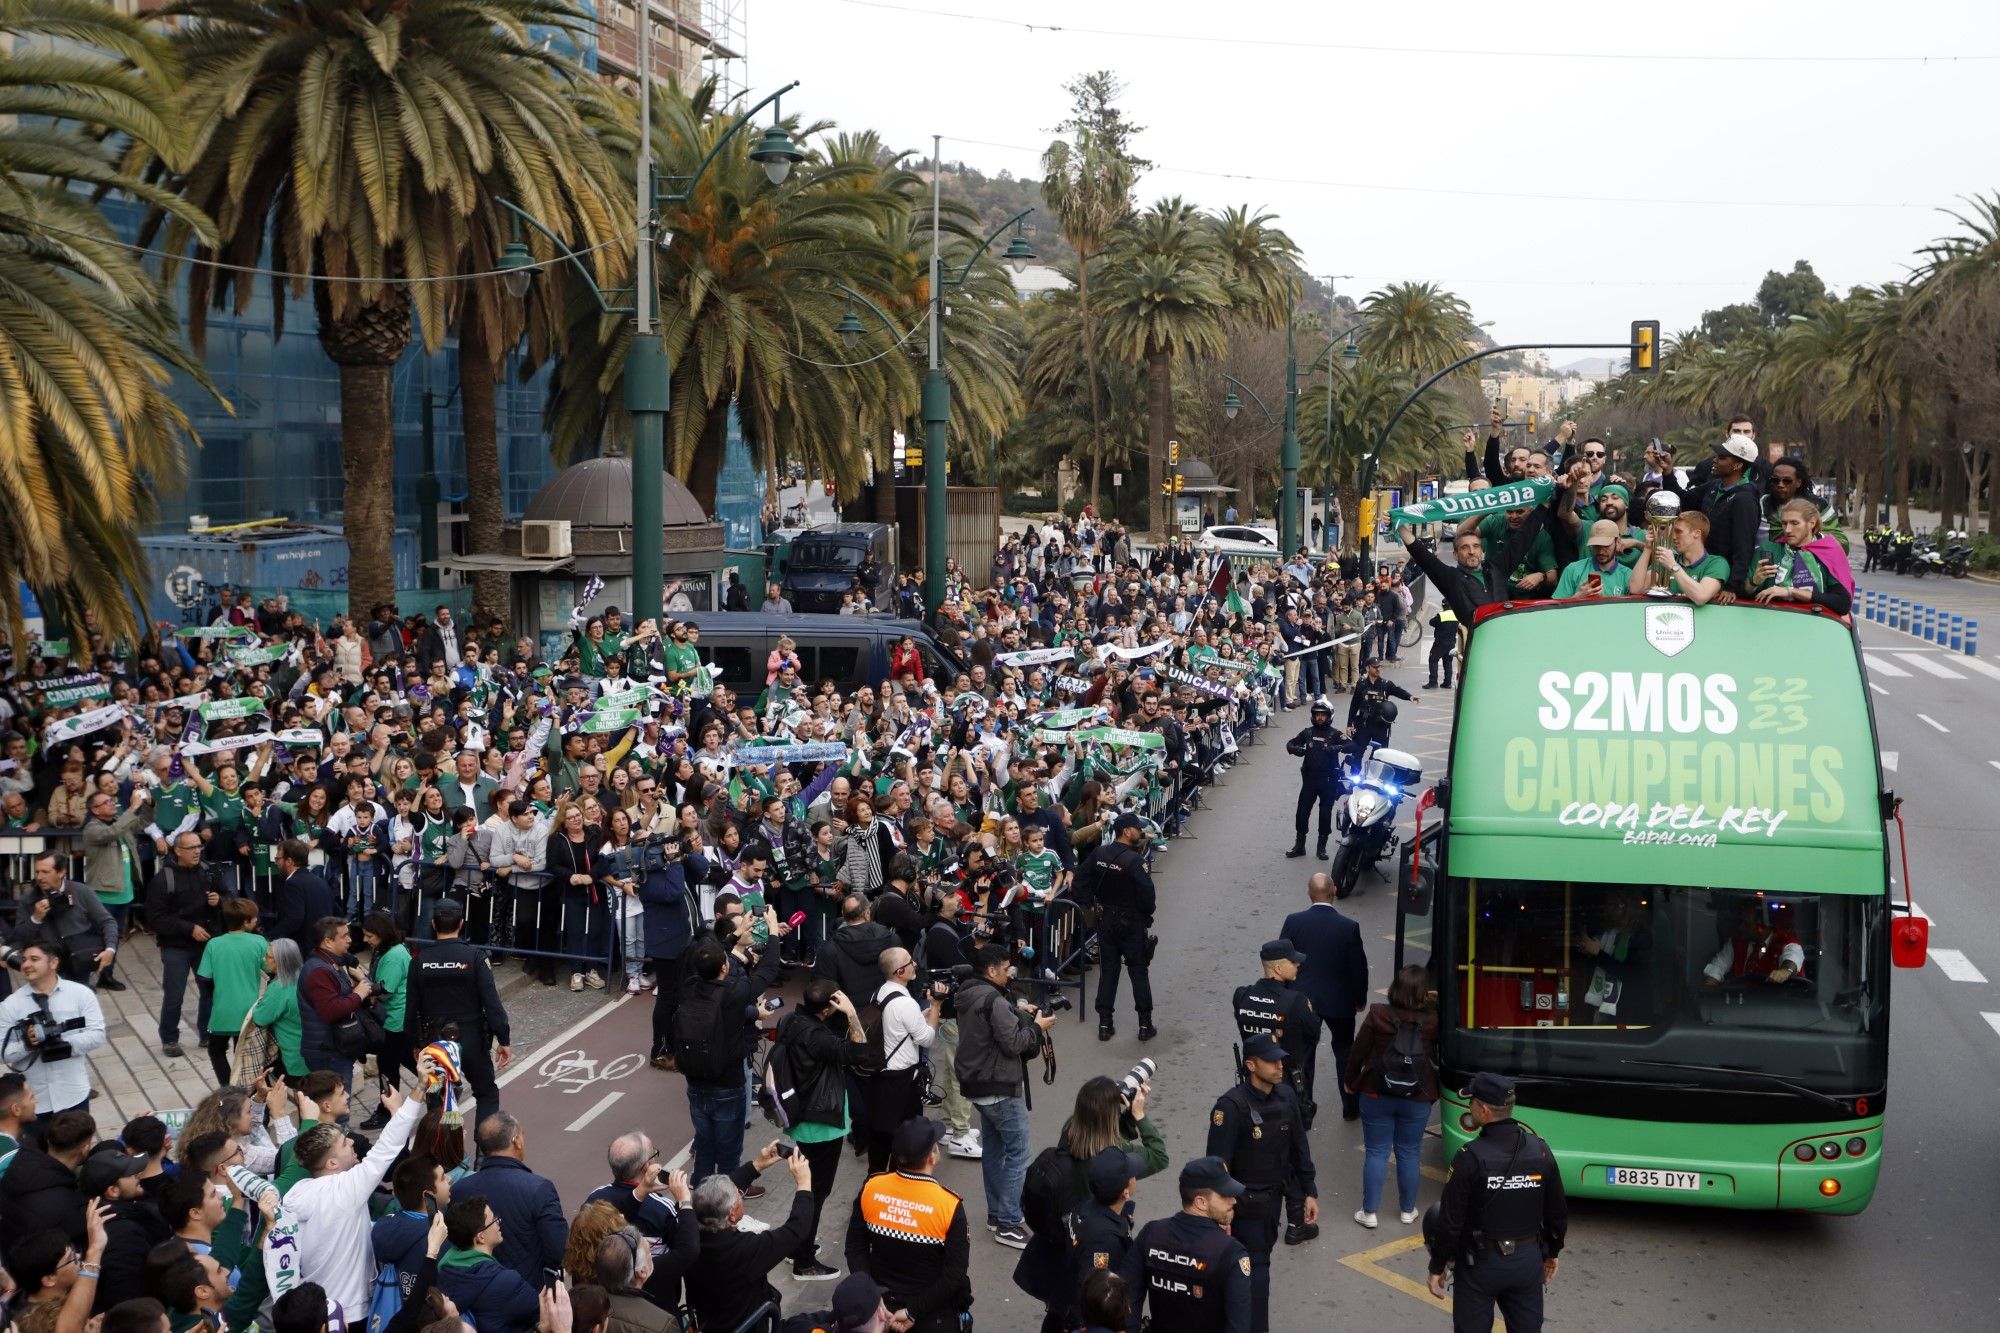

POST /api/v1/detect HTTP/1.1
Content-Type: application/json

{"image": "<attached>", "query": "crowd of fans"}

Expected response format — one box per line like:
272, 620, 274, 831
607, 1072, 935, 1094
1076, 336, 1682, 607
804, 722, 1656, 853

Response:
0, 503, 1427, 1333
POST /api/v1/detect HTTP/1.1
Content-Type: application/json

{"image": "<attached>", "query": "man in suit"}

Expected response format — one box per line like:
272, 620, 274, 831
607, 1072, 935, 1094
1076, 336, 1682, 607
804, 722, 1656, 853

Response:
270, 838, 337, 956
1280, 872, 1369, 1121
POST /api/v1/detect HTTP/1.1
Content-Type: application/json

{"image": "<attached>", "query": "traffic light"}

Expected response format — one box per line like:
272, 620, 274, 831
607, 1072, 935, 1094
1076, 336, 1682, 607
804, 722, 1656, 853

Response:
1168, 439, 1180, 467
1631, 320, 1660, 376
1528, 411, 1538, 438
1358, 496, 1377, 532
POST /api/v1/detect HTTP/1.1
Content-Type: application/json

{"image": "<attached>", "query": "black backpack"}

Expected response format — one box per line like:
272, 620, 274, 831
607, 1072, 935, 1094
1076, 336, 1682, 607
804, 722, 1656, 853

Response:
671, 979, 739, 1082
1021, 1144, 1081, 1239
1379, 1013, 1429, 1098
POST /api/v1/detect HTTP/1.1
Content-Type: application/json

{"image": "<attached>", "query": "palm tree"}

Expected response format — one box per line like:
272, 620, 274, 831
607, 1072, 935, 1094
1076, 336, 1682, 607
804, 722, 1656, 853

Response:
1298, 361, 1455, 553
152, 0, 613, 618
1041, 131, 1135, 511
0, 0, 214, 642
1098, 199, 1233, 534
1357, 281, 1477, 374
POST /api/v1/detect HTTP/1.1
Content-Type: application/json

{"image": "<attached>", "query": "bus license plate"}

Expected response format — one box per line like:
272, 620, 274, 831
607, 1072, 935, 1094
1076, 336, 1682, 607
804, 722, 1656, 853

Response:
1607, 1167, 1700, 1191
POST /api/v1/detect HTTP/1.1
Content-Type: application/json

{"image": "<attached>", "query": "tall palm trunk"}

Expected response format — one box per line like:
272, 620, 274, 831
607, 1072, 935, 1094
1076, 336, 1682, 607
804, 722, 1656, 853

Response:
1145, 342, 1171, 536
1078, 257, 1107, 512
873, 422, 898, 526
458, 286, 507, 624
317, 284, 413, 620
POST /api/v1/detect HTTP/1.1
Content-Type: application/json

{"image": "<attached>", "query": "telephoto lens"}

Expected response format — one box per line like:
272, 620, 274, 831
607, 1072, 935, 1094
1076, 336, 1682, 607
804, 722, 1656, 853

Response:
1117, 1058, 1156, 1102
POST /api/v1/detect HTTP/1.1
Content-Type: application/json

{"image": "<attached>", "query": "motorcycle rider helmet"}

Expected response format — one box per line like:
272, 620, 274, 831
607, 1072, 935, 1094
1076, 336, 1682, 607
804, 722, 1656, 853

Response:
1373, 699, 1399, 725
1310, 695, 1333, 719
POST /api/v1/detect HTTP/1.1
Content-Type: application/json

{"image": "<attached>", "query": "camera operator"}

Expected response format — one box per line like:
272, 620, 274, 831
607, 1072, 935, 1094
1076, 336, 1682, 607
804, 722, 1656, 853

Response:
145, 832, 234, 1060
0, 941, 108, 1115
954, 943, 1058, 1250
16, 852, 119, 986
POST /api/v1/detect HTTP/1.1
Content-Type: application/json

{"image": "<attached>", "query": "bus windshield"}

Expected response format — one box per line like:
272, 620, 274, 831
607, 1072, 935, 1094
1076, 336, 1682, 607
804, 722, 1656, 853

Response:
1445, 878, 1886, 1097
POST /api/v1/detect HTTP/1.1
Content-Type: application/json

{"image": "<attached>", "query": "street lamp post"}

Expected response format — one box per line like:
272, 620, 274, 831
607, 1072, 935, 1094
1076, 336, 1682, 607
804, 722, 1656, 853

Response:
921, 134, 1035, 614
496, 75, 804, 628
1221, 320, 1363, 558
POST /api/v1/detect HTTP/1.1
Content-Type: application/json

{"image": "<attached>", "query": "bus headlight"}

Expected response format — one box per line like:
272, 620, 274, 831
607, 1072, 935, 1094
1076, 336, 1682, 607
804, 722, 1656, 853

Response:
1819, 1141, 1842, 1160
1845, 1137, 1867, 1157
1793, 1144, 1816, 1163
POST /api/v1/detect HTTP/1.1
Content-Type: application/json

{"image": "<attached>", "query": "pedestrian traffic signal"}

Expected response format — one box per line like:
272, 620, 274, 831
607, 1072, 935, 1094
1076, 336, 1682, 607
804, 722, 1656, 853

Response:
1631, 320, 1660, 376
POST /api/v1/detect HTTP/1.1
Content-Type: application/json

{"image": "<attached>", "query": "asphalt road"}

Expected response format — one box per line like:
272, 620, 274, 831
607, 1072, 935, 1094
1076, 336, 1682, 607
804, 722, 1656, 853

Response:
488, 583, 2000, 1331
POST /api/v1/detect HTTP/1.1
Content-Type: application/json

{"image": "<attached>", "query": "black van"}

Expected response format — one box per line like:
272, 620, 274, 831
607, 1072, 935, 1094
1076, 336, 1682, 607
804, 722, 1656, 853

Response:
780, 523, 896, 613
678, 613, 966, 694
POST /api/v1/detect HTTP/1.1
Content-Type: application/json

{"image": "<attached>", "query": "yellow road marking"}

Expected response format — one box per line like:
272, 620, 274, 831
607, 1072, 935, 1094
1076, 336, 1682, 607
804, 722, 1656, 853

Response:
1337, 1234, 1501, 1329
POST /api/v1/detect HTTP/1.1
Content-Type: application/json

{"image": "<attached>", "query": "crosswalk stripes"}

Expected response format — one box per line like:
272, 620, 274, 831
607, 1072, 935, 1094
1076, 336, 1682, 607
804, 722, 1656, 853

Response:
1893, 652, 1967, 680
1862, 654, 1911, 678
1958, 656, 2000, 681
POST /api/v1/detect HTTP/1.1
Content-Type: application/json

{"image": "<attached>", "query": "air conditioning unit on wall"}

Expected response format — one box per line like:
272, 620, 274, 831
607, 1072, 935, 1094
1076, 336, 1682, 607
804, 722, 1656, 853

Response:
522, 519, 573, 559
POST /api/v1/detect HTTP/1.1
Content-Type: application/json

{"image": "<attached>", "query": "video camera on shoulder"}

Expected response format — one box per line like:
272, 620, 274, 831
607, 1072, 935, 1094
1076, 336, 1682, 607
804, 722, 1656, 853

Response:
13, 995, 86, 1064
633, 830, 686, 871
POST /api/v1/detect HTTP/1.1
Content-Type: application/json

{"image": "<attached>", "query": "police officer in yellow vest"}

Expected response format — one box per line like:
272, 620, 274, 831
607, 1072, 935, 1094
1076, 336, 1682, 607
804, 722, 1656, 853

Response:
1426, 605, 1459, 689
1425, 1072, 1568, 1332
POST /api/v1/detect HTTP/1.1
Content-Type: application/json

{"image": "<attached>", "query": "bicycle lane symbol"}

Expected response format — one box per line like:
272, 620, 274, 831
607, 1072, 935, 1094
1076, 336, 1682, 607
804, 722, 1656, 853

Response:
533, 1047, 647, 1095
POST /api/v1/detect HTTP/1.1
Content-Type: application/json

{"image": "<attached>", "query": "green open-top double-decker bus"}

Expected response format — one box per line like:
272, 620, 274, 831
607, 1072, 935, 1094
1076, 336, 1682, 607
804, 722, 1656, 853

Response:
1399, 597, 1909, 1214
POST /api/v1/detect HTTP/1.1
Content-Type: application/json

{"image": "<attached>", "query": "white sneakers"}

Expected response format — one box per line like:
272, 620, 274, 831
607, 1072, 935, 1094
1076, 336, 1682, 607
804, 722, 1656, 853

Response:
625, 975, 644, 994
583, 969, 606, 990
1399, 1209, 1421, 1225
1353, 1209, 1379, 1229
943, 1129, 983, 1159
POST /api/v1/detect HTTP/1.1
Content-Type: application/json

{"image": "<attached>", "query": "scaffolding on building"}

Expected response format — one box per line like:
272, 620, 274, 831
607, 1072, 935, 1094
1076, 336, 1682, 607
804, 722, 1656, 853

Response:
702, 0, 746, 107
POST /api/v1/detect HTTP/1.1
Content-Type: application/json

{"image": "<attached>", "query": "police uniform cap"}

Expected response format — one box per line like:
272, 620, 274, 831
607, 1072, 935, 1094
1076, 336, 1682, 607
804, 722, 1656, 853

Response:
1259, 939, 1307, 965
889, 1116, 946, 1165
1179, 1155, 1246, 1198
430, 898, 467, 927
1242, 1033, 1287, 1062
830, 1272, 886, 1327
1110, 813, 1145, 836
1086, 1147, 1144, 1202
1463, 1070, 1516, 1106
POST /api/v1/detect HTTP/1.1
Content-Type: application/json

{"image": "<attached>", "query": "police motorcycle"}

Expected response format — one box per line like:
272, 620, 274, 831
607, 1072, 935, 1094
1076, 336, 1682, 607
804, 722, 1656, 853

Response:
1329, 701, 1423, 898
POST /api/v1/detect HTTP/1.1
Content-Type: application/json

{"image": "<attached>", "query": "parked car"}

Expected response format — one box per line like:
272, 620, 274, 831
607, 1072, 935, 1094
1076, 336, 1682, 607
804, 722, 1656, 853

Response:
1195, 524, 1283, 558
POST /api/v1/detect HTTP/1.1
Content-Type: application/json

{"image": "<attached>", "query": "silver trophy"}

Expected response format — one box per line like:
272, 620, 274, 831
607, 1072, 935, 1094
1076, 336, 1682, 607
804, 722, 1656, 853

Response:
1644, 491, 1681, 596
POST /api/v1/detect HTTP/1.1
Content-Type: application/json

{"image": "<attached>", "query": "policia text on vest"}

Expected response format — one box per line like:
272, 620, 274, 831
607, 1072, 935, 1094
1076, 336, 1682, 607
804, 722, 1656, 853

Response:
1425, 1073, 1568, 1333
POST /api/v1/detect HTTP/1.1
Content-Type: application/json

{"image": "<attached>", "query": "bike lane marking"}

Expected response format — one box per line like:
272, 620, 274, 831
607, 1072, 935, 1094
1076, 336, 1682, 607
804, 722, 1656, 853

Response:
565, 1090, 625, 1133
497, 993, 634, 1088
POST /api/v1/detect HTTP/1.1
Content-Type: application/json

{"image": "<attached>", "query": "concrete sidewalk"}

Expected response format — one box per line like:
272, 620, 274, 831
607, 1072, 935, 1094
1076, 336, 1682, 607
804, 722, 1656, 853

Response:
76, 931, 605, 1126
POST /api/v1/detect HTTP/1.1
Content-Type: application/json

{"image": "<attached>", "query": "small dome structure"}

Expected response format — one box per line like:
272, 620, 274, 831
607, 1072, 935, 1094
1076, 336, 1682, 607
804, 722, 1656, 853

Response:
523, 456, 710, 529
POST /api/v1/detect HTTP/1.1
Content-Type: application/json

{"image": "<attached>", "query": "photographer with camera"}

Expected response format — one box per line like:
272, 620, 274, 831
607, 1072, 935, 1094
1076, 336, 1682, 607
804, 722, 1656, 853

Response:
920, 890, 980, 1161
770, 978, 873, 1281
954, 943, 1058, 1251
1014, 1068, 1168, 1333
16, 852, 119, 986
145, 831, 234, 1060
0, 941, 107, 1115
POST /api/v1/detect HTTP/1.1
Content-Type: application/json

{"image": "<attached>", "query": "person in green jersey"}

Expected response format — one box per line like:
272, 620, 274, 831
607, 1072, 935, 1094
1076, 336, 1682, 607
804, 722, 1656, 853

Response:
250, 937, 308, 1081
1553, 520, 1636, 600
1015, 823, 1068, 978
1629, 510, 1729, 605
661, 619, 702, 693
197, 898, 270, 1087
359, 909, 411, 1129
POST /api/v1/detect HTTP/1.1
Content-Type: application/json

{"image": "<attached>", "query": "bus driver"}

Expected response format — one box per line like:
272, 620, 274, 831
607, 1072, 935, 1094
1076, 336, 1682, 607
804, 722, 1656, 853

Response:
1702, 898, 1805, 986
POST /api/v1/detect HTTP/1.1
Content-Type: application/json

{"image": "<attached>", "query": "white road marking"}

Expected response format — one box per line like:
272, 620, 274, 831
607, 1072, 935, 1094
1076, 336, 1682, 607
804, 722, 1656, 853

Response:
1880, 751, 1898, 773
1870, 683, 1889, 696
1991, 761, 2000, 775
1982, 1013, 2000, 1040
564, 1090, 623, 1132
1930, 948, 1988, 983
495, 993, 633, 1087
1961, 656, 2000, 680
1916, 713, 1950, 733
1862, 654, 1910, 678
1895, 653, 1966, 680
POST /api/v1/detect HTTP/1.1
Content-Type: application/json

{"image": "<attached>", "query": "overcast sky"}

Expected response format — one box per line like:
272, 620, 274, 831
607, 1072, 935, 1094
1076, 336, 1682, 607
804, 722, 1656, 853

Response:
747, 0, 2000, 356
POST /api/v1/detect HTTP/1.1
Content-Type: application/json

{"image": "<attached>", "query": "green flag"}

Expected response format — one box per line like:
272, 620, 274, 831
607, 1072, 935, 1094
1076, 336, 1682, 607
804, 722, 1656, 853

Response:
1389, 476, 1554, 527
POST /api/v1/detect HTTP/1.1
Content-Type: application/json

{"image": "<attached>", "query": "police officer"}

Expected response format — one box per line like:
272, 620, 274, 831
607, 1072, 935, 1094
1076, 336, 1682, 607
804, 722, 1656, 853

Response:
1425, 1072, 1567, 1332
1120, 1156, 1253, 1333
407, 898, 512, 1123
1349, 661, 1419, 751
1084, 814, 1156, 1042
1060, 1148, 1140, 1331
1232, 941, 1321, 1125
1284, 697, 1342, 860
1206, 1034, 1319, 1332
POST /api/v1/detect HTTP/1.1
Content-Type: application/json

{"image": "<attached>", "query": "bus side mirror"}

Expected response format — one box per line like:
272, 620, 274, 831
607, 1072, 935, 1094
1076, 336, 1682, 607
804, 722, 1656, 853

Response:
1401, 867, 1435, 919
1890, 914, 1929, 969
